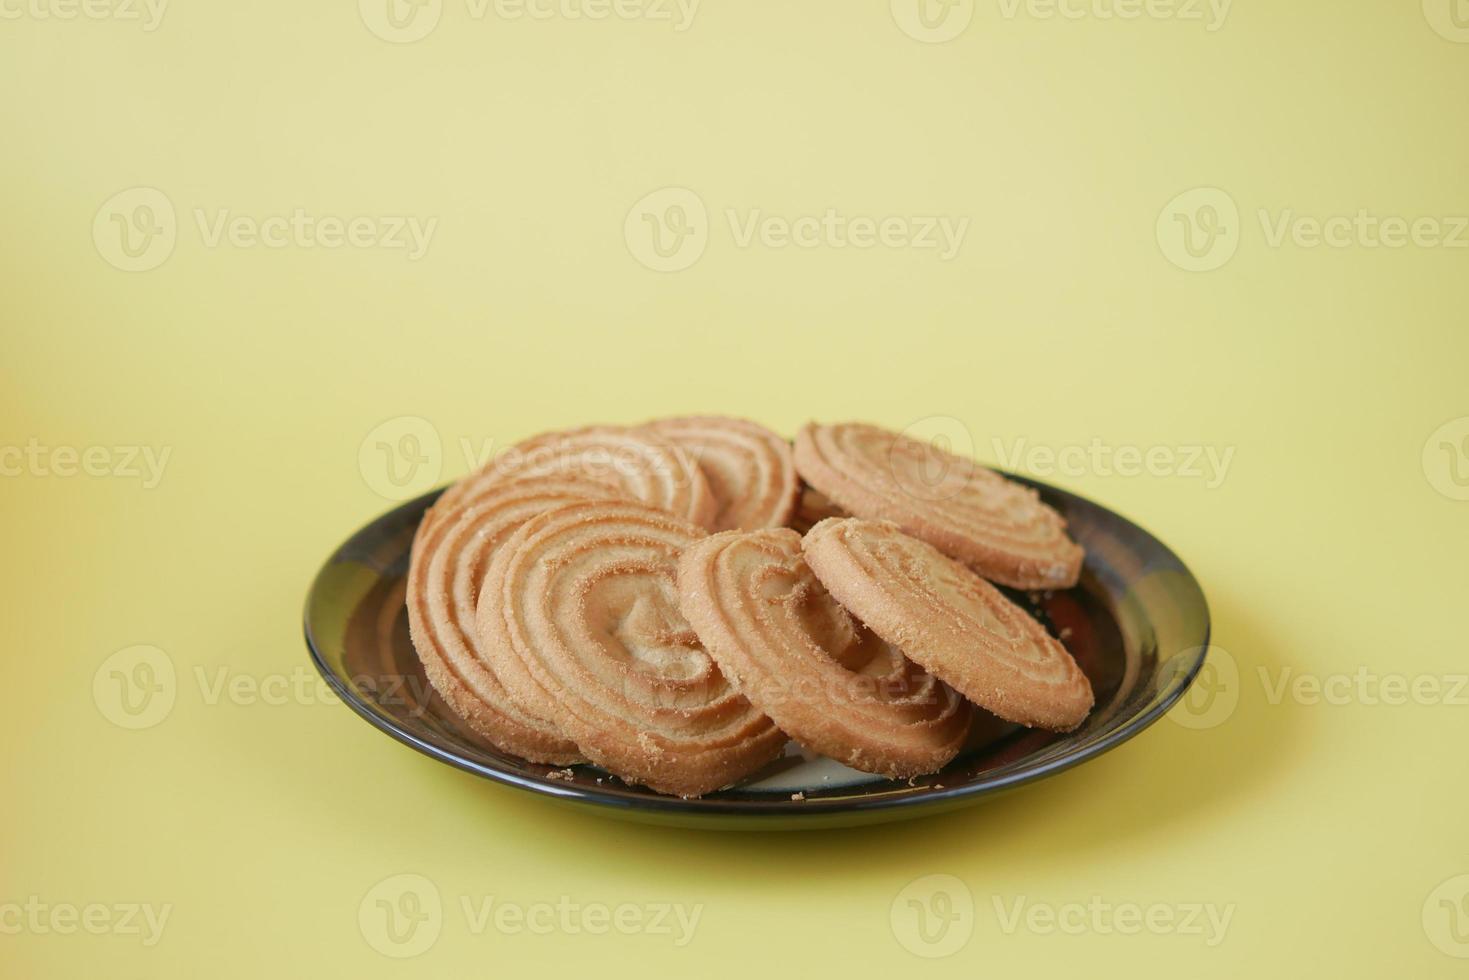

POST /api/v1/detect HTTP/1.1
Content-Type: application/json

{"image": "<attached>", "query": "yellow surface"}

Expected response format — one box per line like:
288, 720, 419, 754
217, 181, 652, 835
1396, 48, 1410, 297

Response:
3, 1, 1467, 976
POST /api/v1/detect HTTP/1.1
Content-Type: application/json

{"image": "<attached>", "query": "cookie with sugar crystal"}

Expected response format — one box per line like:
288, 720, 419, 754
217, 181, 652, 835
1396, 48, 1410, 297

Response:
793, 422, 1083, 589
477, 500, 784, 797
406, 479, 625, 764
430, 425, 717, 535
643, 416, 798, 532
677, 528, 972, 778
801, 518, 1094, 732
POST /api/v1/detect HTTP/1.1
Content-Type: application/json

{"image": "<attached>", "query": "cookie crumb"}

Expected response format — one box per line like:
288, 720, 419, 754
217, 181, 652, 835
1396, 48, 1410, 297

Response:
545, 768, 575, 781
790, 792, 806, 801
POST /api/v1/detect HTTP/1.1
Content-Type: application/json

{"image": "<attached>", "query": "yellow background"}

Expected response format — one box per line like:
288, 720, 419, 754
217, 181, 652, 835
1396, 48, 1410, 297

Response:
3, 0, 1466, 976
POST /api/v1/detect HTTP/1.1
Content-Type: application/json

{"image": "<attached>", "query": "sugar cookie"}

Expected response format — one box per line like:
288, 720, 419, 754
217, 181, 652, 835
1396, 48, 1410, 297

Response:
406, 480, 622, 763
478, 500, 783, 797
678, 528, 972, 778
794, 422, 1083, 589
644, 416, 798, 531
802, 518, 1094, 731
433, 425, 717, 533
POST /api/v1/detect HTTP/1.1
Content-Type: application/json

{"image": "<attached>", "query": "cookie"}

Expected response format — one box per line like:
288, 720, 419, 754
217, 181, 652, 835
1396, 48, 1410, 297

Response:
432, 425, 717, 534
793, 422, 1084, 589
802, 518, 1094, 731
677, 528, 972, 778
644, 416, 798, 531
477, 500, 784, 797
406, 479, 621, 764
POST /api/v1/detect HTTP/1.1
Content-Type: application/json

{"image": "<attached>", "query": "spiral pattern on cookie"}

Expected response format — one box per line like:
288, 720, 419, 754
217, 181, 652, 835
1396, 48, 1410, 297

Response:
677, 528, 971, 778
794, 422, 1083, 589
644, 416, 798, 531
433, 425, 717, 533
802, 518, 1093, 731
407, 481, 627, 763
478, 501, 784, 797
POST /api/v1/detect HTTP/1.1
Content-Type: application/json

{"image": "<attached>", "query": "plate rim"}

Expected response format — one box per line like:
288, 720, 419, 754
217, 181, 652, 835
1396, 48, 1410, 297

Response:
303, 477, 1211, 824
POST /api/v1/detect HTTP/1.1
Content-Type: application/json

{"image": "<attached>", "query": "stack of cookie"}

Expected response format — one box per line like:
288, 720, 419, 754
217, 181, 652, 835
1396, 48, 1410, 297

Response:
406, 418, 1093, 798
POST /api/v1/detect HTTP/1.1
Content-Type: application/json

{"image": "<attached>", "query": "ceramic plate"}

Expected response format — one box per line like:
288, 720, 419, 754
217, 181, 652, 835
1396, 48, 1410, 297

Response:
303, 477, 1210, 830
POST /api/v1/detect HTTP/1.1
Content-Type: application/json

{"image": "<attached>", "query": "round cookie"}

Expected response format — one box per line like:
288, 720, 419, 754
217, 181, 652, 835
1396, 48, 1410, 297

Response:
801, 518, 1094, 732
644, 416, 798, 532
677, 528, 972, 778
793, 422, 1083, 589
406, 480, 622, 764
477, 500, 784, 797
432, 425, 717, 534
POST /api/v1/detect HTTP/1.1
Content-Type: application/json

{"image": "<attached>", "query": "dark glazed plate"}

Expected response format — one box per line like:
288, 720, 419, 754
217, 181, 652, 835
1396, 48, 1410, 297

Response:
303, 477, 1210, 830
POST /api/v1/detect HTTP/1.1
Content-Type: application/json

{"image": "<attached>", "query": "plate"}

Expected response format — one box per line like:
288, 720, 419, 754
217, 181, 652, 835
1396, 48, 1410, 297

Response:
303, 477, 1210, 830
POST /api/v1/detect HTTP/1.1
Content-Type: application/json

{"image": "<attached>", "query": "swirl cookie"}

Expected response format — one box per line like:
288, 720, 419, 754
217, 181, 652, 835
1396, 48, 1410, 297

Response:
406, 480, 625, 764
478, 500, 784, 797
677, 528, 972, 778
644, 416, 798, 531
432, 425, 717, 533
794, 422, 1083, 589
802, 518, 1094, 731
